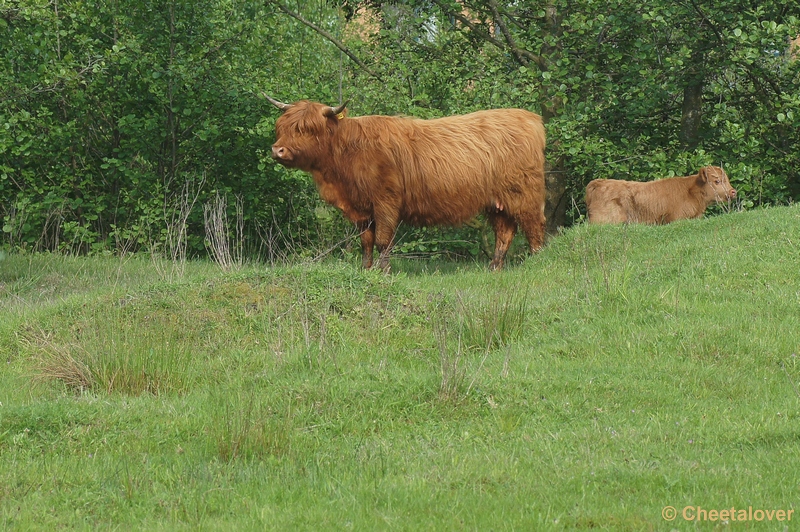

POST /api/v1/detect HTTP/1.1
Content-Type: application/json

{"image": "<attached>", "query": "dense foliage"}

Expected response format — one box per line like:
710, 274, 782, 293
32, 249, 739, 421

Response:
2, 0, 799, 256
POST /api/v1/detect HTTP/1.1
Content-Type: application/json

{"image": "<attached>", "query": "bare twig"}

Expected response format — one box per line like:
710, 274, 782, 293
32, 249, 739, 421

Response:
204, 192, 244, 271
311, 224, 359, 262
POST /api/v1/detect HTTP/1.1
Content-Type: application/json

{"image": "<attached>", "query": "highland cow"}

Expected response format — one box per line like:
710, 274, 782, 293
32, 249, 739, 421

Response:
266, 96, 547, 271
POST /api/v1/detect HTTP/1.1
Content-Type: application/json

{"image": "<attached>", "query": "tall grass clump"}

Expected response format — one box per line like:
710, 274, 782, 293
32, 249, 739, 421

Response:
456, 288, 529, 350
433, 306, 466, 402
22, 323, 199, 396
207, 388, 299, 462
434, 287, 528, 401
16, 284, 219, 396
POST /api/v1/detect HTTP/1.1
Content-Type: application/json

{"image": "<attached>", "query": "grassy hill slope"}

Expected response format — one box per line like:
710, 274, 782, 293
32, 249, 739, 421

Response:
1, 205, 799, 529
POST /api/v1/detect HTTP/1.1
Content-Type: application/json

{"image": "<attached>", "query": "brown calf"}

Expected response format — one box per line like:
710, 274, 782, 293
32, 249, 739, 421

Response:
585, 166, 737, 224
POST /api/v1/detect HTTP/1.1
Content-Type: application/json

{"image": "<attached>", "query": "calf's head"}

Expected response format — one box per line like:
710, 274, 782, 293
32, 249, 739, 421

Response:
698, 166, 737, 205
264, 95, 348, 172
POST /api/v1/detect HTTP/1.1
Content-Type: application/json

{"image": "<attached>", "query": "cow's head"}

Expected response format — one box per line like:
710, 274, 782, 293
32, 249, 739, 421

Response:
264, 95, 348, 171
697, 166, 737, 204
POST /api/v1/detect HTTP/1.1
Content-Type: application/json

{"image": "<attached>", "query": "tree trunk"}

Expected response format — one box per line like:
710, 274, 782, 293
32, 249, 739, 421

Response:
542, 0, 568, 233
545, 163, 567, 235
679, 77, 704, 149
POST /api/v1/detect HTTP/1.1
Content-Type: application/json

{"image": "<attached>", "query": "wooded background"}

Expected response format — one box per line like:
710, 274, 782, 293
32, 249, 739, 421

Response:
2, 1, 798, 259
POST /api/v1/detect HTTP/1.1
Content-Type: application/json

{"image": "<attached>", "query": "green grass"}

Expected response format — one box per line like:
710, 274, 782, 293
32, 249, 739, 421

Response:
2, 206, 800, 530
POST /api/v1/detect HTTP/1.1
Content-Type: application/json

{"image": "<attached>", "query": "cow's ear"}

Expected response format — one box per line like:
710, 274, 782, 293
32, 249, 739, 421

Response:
697, 167, 707, 184
326, 110, 347, 122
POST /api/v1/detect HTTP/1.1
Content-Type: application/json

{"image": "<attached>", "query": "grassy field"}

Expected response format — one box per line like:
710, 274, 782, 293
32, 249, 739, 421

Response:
2, 205, 800, 530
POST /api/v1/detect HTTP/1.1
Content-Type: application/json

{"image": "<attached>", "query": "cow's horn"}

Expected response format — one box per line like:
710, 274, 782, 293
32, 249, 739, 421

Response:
262, 93, 293, 111
327, 100, 349, 117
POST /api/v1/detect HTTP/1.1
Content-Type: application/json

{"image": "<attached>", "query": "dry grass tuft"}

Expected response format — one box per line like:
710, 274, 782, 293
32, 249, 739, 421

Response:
20, 329, 93, 391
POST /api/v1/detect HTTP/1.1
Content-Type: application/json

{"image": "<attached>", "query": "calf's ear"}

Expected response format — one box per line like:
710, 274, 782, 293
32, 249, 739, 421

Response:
697, 167, 708, 184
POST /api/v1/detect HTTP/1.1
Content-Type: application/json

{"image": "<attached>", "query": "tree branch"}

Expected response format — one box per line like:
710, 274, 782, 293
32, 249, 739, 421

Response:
431, 0, 545, 70
685, 0, 725, 46
268, 1, 381, 80
488, 0, 528, 68
433, 0, 504, 47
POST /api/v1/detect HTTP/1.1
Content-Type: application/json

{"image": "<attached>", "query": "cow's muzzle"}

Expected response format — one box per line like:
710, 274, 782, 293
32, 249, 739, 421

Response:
271, 146, 291, 162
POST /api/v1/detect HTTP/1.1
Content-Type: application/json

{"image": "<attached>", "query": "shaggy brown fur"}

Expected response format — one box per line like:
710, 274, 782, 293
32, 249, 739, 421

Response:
269, 99, 547, 271
585, 166, 737, 225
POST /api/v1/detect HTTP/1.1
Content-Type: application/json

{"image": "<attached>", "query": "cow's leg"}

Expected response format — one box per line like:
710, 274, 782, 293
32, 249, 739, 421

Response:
358, 220, 375, 269
373, 207, 400, 273
487, 211, 517, 271
518, 208, 546, 254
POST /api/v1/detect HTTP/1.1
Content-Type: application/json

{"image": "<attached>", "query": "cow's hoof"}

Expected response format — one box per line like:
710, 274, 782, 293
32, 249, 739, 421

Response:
488, 259, 503, 271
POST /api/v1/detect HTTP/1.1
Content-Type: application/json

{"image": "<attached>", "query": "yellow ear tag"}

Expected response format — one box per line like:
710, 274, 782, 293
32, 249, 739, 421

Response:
337, 113, 345, 120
